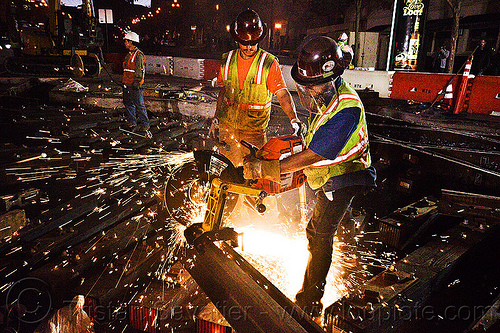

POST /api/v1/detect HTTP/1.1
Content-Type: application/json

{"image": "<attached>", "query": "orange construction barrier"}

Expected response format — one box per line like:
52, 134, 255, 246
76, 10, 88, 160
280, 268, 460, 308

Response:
466, 75, 500, 115
390, 72, 456, 104
388, 57, 500, 115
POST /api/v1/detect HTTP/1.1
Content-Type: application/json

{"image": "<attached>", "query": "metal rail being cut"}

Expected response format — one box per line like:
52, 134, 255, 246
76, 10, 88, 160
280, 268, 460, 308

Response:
182, 232, 325, 333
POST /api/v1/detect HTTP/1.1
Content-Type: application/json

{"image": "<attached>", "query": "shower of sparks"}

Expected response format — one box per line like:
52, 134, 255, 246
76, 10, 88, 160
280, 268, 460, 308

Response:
234, 227, 349, 304
3, 127, 397, 324
161, 187, 393, 308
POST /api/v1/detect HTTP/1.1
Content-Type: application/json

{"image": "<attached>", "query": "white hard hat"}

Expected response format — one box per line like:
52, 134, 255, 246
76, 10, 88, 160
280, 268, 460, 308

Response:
124, 31, 140, 43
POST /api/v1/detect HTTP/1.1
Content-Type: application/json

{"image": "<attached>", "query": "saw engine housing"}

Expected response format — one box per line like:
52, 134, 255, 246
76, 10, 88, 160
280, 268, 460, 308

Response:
252, 135, 307, 194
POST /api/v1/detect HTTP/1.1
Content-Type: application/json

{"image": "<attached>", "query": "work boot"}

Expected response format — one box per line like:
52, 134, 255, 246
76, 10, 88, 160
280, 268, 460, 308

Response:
122, 122, 136, 131
134, 124, 150, 132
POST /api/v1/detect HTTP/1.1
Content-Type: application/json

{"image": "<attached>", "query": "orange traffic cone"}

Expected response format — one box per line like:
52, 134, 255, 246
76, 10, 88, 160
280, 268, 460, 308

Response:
453, 56, 473, 114
440, 83, 454, 111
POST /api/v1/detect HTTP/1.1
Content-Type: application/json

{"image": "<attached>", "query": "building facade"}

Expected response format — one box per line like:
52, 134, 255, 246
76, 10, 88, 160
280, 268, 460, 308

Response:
299, 0, 499, 72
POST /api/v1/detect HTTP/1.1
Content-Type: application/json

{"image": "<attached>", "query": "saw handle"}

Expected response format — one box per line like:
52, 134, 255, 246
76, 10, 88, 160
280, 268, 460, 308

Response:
241, 140, 259, 158
240, 140, 261, 185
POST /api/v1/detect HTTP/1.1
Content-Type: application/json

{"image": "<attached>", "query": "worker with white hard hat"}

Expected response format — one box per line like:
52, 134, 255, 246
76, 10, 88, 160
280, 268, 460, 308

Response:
122, 31, 150, 133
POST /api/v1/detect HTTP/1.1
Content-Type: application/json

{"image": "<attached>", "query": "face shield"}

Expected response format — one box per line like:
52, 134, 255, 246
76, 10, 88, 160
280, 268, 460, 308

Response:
295, 80, 337, 116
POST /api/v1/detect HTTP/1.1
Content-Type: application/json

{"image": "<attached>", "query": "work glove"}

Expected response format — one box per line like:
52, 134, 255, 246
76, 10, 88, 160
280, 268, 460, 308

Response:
338, 33, 354, 68
243, 155, 281, 183
291, 118, 307, 138
341, 45, 354, 68
208, 118, 219, 140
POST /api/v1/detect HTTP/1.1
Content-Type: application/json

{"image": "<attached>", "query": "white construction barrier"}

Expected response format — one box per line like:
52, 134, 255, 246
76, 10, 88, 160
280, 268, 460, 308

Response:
173, 57, 205, 80
343, 69, 394, 98
168, 59, 393, 99
281, 64, 393, 98
145, 55, 173, 75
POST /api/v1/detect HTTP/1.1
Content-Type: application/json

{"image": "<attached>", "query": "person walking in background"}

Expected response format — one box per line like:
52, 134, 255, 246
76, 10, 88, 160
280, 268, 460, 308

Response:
471, 39, 492, 76
434, 44, 450, 73
122, 31, 150, 134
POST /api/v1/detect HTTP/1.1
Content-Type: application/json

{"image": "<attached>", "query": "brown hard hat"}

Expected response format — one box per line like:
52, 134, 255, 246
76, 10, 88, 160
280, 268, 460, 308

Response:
230, 9, 268, 45
292, 35, 347, 85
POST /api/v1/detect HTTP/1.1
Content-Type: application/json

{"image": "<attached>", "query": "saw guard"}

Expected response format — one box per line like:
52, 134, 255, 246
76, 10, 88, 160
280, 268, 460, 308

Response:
163, 151, 241, 226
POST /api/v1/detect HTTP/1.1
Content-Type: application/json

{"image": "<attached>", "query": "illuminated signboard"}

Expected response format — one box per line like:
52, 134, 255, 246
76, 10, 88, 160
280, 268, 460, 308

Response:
60, 0, 82, 6
134, 0, 151, 8
390, 0, 428, 71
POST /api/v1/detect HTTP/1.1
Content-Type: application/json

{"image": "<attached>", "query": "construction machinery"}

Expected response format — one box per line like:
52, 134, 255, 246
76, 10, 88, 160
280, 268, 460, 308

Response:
4, 0, 101, 77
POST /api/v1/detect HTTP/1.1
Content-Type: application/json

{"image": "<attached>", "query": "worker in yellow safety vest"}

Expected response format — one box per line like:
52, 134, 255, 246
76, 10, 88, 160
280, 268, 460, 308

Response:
243, 35, 377, 320
209, 9, 305, 167
122, 31, 150, 133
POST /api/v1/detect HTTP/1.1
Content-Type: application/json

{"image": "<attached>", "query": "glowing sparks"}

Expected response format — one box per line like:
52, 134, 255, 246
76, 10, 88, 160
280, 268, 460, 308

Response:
235, 227, 309, 299
4, 119, 398, 326
234, 227, 348, 306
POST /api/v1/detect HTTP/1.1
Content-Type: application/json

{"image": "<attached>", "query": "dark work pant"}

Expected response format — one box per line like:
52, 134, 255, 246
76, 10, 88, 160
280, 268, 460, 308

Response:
123, 86, 149, 126
295, 185, 367, 315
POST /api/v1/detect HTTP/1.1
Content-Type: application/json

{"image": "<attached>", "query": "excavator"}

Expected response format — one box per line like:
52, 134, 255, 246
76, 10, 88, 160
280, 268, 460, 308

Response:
4, 0, 101, 78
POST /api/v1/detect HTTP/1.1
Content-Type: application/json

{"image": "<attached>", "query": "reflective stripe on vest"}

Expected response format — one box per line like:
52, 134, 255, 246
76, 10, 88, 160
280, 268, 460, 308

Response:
303, 82, 371, 189
223, 50, 269, 86
311, 93, 363, 134
223, 50, 235, 81
256, 52, 268, 84
122, 49, 144, 85
223, 96, 272, 110
218, 49, 275, 131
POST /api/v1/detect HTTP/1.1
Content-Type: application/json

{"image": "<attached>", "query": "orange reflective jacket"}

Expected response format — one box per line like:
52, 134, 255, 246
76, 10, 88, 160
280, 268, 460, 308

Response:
122, 48, 144, 85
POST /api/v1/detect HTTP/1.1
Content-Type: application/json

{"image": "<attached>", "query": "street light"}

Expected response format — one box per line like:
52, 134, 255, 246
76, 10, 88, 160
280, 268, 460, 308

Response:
274, 22, 282, 49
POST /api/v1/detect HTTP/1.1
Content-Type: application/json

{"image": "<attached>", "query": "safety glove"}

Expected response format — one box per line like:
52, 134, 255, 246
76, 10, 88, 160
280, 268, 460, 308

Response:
243, 155, 280, 182
208, 118, 219, 140
291, 118, 307, 138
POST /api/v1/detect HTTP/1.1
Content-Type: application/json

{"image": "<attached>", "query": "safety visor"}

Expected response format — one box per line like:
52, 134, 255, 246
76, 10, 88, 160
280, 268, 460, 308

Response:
238, 39, 259, 46
295, 80, 337, 115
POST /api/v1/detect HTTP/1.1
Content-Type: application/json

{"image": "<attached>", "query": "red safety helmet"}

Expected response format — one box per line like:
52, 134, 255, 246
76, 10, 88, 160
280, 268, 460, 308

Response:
230, 9, 268, 45
291, 36, 347, 86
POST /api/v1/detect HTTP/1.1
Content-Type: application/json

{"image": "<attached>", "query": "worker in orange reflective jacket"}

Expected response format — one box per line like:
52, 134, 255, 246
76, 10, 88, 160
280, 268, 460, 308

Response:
122, 31, 150, 133
209, 9, 305, 167
244, 36, 377, 319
